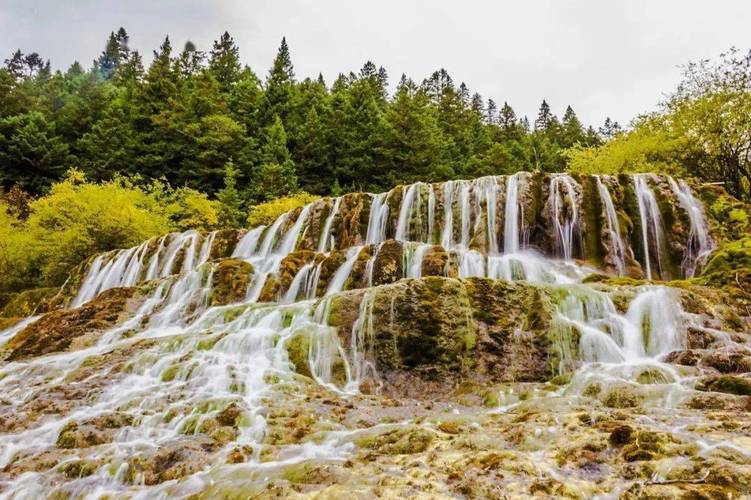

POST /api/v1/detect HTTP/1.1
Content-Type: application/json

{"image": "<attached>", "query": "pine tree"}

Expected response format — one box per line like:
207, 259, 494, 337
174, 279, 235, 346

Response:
599, 117, 621, 139
382, 77, 452, 184
94, 29, 128, 79
422, 69, 454, 102
252, 116, 297, 201
560, 105, 585, 147
499, 102, 517, 129
535, 99, 554, 131
216, 160, 245, 227
178, 41, 205, 78
261, 37, 295, 126
4, 50, 25, 79
209, 32, 241, 91
486, 99, 498, 124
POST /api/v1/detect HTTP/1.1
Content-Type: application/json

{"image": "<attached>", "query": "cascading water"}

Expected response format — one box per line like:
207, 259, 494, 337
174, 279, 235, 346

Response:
633, 174, 669, 280
0, 172, 735, 497
548, 174, 581, 261
317, 197, 342, 253
596, 176, 627, 275
668, 177, 715, 277
365, 192, 390, 245
503, 173, 521, 253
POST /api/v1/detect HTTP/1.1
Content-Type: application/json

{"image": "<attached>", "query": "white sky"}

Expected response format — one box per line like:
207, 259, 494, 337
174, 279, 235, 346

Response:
1, 0, 750, 127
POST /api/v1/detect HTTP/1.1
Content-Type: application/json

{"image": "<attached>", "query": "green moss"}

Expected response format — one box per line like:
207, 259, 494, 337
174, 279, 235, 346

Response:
285, 331, 311, 377
59, 460, 99, 479
702, 237, 751, 276
56, 421, 79, 449
602, 386, 643, 408
697, 375, 751, 396
353, 426, 433, 455
160, 364, 180, 382
209, 259, 253, 306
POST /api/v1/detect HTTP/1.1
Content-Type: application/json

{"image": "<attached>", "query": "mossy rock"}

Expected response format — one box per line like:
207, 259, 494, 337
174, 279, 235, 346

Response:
696, 375, 751, 396
208, 229, 242, 260
354, 425, 433, 455
702, 237, 751, 277
602, 385, 643, 408
2, 287, 140, 361
285, 331, 311, 377
209, 259, 253, 306
58, 459, 99, 479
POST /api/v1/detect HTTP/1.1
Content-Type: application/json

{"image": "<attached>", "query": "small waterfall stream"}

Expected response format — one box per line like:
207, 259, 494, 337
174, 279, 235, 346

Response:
633, 174, 669, 280
596, 176, 627, 275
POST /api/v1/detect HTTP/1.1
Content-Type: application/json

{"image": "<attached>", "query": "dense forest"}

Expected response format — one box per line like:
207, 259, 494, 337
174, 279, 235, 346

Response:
0, 29, 749, 294
0, 29, 607, 199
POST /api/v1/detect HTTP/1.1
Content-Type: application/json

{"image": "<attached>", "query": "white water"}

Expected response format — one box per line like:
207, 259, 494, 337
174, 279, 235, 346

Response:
365, 192, 390, 245
0, 172, 728, 496
73, 231, 217, 307
326, 246, 363, 295
395, 183, 424, 242
596, 176, 627, 275
503, 173, 521, 253
440, 180, 455, 250
232, 226, 266, 258
318, 197, 342, 253
668, 177, 715, 277
633, 175, 668, 280
549, 174, 581, 261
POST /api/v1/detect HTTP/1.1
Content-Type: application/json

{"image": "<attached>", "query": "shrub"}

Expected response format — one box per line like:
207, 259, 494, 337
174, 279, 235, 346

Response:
246, 192, 318, 227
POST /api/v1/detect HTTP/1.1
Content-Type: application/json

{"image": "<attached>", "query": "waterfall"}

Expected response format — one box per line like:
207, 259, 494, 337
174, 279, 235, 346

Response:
326, 246, 363, 295
144, 234, 168, 280
556, 285, 684, 364
366, 192, 390, 245
344, 291, 379, 393
479, 176, 500, 254
427, 184, 436, 244
595, 176, 627, 275
633, 175, 668, 280
277, 204, 312, 255
549, 174, 581, 260
318, 197, 342, 253
440, 181, 454, 250
395, 183, 423, 242
72, 231, 218, 307
503, 173, 520, 253
404, 243, 431, 279
0, 171, 727, 497
256, 215, 287, 258
459, 181, 472, 248
283, 262, 315, 304
364, 243, 382, 287
668, 177, 715, 277
232, 226, 266, 258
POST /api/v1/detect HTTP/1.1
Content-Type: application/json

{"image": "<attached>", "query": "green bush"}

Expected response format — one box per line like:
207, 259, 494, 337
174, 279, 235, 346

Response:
246, 192, 318, 227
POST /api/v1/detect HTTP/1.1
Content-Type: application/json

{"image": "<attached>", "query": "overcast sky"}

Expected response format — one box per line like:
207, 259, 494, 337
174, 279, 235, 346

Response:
1, 0, 750, 127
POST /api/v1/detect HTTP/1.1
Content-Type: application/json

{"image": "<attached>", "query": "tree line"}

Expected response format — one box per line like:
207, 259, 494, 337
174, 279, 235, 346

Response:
0, 28, 610, 205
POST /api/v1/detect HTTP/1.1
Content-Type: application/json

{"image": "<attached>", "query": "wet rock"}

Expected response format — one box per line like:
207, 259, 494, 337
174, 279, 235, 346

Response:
702, 346, 751, 374
696, 375, 751, 396
609, 425, 633, 446
208, 259, 253, 306
2, 287, 140, 361
56, 421, 108, 449
215, 402, 242, 427
354, 426, 433, 455
127, 436, 217, 485
58, 459, 100, 479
